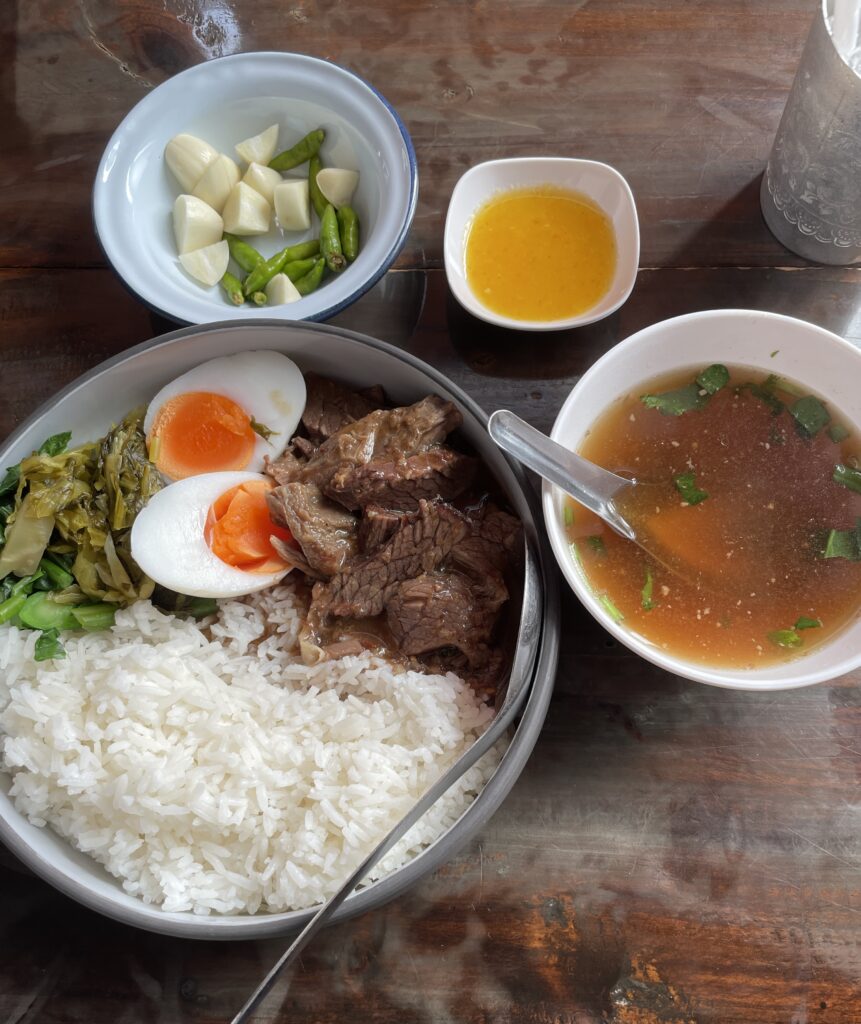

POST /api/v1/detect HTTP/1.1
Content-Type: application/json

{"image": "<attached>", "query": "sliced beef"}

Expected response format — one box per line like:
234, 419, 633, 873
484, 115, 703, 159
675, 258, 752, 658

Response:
301, 373, 385, 442
386, 572, 499, 664
308, 500, 470, 623
267, 482, 358, 577
357, 505, 411, 554
325, 447, 477, 511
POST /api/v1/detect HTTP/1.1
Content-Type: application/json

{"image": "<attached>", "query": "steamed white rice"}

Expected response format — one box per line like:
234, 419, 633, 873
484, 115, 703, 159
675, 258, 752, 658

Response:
0, 583, 502, 915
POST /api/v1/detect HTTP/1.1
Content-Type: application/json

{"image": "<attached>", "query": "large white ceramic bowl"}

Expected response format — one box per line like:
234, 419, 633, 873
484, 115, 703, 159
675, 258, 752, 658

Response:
543, 309, 861, 691
93, 53, 418, 325
0, 321, 558, 939
444, 157, 639, 330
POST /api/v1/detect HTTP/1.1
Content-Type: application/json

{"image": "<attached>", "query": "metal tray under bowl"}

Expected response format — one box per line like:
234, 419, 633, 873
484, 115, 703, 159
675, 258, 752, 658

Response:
0, 320, 560, 940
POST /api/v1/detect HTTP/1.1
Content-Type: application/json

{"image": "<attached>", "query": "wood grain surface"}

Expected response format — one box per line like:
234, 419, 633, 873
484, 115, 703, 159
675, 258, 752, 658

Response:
3, 1, 861, 1023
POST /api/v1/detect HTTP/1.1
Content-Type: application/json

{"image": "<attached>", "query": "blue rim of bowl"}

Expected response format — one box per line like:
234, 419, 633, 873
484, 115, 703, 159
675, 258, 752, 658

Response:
91, 51, 419, 326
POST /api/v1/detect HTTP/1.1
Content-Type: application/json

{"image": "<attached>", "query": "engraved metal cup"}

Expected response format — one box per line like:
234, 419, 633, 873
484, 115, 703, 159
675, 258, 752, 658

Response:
760, 0, 861, 264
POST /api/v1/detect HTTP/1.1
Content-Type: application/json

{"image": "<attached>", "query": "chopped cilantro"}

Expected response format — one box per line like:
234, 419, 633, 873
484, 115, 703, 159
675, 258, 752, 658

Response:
828, 424, 850, 443
834, 464, 861, 494
249, 417, 279, 443
695, 364, 729, 395
790, 395, 830, 438
586, 535, 606, 555
768, 629, 802, 649
674, 471, 709, 505
641, 383, 707, 417
563, 504, 574, 528
599, 594, 624, 622
794, 616, 821, 630
641, 569, 655, 611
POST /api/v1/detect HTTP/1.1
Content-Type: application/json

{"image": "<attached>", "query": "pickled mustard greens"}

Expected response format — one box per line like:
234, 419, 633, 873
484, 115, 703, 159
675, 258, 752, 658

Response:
563, 365, 861, 668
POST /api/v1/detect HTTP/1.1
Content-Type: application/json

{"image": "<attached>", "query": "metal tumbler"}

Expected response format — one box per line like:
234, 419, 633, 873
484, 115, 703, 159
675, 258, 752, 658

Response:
760, 0, 861, 264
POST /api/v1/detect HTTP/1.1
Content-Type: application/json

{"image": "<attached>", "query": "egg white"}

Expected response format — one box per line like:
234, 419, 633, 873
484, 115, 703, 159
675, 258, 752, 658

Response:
143, 350, 306, 478
131, 471, 289, 598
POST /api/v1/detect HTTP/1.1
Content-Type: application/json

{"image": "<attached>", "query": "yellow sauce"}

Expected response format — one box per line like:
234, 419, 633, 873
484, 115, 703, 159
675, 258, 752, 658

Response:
464, 185, 617, 322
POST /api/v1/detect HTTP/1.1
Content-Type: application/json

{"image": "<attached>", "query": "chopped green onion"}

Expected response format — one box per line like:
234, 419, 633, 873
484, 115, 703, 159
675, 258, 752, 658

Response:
834, 464, 861, 494
794, 616, 821, 630
641, 569, 655, 611
674, 471, 709, 505
34, 628, 66, 662
563, 504, 574, 528
828, 424, 850, 443
599, 594, 624, 622
790, 395, 830, 438
695, 364, 729, 395
741, 381, 784, 416
586, 535, 606, 555
38, 432, 72, 457
641, 383, 706, 417
0, 591, 27, 625
71, 602, 117, 631
767, 629, 802, 649
823, 520, 861, 561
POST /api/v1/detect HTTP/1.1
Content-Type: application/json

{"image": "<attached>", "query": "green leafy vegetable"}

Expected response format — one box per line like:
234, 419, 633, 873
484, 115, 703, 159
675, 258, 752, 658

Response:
822, 519, 861, 561
641, 569, 655, 611
641, 383, 707, 417
586, 535, 606, 555
767, 629, 803, 649
674, 471, 709, 505
18, 592, 80, 631
249, 417, 279, 443
38, 432, 72, 457
563, 504, 574, 528
834, 464, 861, 494
828, 424, 850, 443
0, 493, 56, 579
790, 395, 830, 438
599, 594, 624, 622
794, 616, 821, 630
34, 628, 66, 662
39, 555, 74, 590
0, 465, 20, 499
185, 597, 218, 619
0, 591, 27, 625
695, 364, 730, 395
71, 602, 117, 632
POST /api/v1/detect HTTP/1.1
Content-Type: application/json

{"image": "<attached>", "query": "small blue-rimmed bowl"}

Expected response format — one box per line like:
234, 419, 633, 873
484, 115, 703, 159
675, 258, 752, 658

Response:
93, 52, 418, 325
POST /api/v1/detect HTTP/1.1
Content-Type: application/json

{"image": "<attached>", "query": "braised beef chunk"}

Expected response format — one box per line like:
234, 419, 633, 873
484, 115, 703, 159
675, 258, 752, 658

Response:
265, 449, 304, 486
358, 505, 411, 554
267, 482, 358, 577
310, 500, 471, 621
453, 505, 522, 578
386, 572, 499, 664
325, 447, 477, 511
291, 436, 317, 460
301, 373, 385, 442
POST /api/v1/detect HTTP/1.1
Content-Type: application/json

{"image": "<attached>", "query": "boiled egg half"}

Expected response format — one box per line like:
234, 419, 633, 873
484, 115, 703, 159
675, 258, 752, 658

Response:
144, 350, 306, 481
131, 471, 294, 598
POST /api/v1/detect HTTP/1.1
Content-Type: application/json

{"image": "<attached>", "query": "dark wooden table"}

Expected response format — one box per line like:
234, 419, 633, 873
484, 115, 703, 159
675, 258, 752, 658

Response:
3, 2, 861, 1021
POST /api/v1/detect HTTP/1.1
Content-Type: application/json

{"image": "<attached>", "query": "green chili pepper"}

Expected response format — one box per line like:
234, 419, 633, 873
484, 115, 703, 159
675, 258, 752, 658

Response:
283, 257, 317, 282
308, 155, 327, 220
268, 129, 325, 172
320, 204, 346, 273
242, 241, 322, 297
220, 271, 245, 306
280, 239, 320, 262
251, 291, 267, 307
223, 234, 264, 274
293, 257, 326, 296
337, 206, 360, 262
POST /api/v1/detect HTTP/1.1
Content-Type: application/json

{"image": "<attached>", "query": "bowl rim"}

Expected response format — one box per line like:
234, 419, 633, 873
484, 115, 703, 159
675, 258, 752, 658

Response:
542, 307, 861, 691
91, 51, 419, 326
443, 155, 640, 332
0, 318, 560, 939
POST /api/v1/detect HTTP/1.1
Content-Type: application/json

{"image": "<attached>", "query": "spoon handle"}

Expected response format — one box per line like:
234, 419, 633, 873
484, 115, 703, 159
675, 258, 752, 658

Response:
488, 410, 636, 541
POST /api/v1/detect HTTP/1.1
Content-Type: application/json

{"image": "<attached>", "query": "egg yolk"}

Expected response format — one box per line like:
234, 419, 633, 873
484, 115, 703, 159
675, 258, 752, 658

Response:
148, 391, 257, 479
206, 479, 295, 574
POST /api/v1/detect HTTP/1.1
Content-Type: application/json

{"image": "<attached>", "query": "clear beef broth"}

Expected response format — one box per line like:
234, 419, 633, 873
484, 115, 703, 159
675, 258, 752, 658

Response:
565, 366, 861, 668
267, 374, 522, 691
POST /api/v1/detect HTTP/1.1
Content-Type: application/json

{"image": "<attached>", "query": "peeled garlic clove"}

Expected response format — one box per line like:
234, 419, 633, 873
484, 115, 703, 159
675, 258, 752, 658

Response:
179, 239, 229, 287
315, 168, 359, 209
222, 182, 271, 235
265, 272, 301, 305
173, 195, 224, 254
242, 162, 283, 206
235, 124, 279, 166
165, 134, 218, 192
274, 179, 311, 232
191, 154, 240, 214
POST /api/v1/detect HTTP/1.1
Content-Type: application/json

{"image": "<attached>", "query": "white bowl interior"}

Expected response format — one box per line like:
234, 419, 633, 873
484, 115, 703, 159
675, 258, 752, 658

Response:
94, 53, 416, 324
0, 322, 546, 939
543, 309, 861, 690
443, 157, 639, 330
